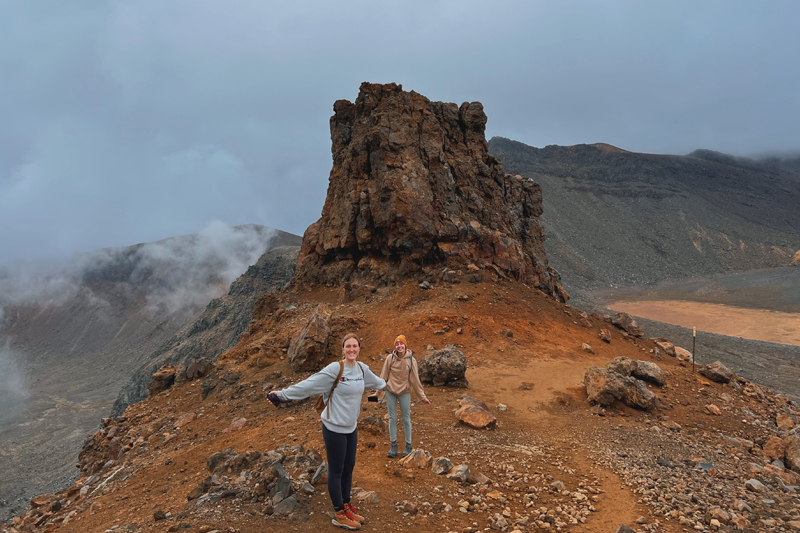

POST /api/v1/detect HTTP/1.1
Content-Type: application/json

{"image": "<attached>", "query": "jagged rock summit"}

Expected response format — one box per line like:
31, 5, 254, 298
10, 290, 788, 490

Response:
296, 82, 566, 301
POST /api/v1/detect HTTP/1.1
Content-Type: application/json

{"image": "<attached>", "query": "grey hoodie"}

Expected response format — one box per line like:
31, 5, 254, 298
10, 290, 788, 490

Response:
276, 361, 386, 433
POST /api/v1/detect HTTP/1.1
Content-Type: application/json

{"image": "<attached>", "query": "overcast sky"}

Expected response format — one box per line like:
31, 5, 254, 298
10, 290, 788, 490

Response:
1, 1, 798, 264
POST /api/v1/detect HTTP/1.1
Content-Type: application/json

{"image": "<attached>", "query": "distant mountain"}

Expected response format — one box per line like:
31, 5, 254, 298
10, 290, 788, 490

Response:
0, 225, 301, 523
488, 137, 800, 300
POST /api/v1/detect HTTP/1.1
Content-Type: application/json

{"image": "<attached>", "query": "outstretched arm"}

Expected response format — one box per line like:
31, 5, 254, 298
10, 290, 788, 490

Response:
272, 363, 339, 402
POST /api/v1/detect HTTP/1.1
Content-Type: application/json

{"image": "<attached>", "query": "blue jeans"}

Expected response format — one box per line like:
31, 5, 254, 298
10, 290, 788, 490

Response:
385, 390, 412, 444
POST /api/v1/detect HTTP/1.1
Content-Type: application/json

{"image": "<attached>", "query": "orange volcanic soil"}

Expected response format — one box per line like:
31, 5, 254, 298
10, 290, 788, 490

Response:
5, 279, 798, 533
610, 300, 800, 347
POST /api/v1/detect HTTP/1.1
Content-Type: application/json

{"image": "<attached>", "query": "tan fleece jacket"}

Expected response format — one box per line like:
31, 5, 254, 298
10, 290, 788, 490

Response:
379, 349, 428, 401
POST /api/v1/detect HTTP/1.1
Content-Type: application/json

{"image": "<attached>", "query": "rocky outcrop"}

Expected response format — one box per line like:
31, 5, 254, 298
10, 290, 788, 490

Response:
295, 83, 565, 300
418, 345, 468, 387
287, 304, 332, 371
147, 365, 177, 397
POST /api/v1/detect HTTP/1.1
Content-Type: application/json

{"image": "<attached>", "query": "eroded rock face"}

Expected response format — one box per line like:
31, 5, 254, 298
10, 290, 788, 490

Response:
287, 304, 331, 372
295, 82, 565, 300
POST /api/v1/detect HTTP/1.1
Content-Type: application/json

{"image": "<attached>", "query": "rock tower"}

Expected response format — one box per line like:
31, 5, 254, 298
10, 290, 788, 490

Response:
296, 82, 566, 301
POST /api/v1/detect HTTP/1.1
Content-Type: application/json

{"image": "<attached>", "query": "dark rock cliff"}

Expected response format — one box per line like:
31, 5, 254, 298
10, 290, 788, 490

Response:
296, 83, 565, 301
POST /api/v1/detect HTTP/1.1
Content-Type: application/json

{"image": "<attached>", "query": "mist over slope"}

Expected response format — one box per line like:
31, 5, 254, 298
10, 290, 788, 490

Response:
488, 137, 800, 299
0, 223, 301, 523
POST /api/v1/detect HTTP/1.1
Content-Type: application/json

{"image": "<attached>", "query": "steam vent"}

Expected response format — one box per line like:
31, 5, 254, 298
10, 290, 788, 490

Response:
296, 82, 567, 302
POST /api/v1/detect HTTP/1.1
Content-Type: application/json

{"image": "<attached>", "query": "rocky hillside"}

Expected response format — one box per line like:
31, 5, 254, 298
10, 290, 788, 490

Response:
488, 137, 800, 299
0, 226, 300, 524
4, 84, 800, 533
4, 280, 800, 533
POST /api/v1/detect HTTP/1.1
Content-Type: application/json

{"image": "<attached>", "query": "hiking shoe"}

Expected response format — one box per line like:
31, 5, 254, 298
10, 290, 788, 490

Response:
387, 441, 398, 458
402, 442, 413, 458
332, 509, 361, 530
344, 502, 365, 524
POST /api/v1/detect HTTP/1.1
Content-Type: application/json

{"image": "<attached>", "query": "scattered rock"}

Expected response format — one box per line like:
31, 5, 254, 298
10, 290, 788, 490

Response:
599, 329, 612, 343
698, 361, 735, 383
612, 312, 644, 337
455, 394, 497, 429
582, 343, 594, 354
447, 464, 470, 482
431, 457, 453, 475
399, 449, 433, 469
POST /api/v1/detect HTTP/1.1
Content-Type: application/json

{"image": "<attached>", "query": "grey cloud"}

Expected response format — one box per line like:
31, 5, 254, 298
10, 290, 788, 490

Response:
1, 0, 799, 264
0, 221, 275, 314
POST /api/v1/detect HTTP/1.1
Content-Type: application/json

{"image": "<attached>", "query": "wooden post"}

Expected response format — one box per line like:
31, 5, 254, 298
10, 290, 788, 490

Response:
692, 326, 696, 373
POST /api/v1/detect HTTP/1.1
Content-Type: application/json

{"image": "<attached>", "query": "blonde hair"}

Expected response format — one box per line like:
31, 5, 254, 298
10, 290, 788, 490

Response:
341, 333, 361, 347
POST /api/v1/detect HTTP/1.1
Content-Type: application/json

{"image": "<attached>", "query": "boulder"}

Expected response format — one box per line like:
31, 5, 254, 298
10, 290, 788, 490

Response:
584, 367, 658, 410
287, 304, 331, 372
698, 361, 734, 383
418, 345, 468, 387
584, 367, 627, 406
147, 364, 177, 397
633, 361, 666, 386
623, 378, 658, 410
612, 312, 644, 337
606, 357, 637, 376
783, 434, 800, 473
455, 394, 496, 429
293, 82, 565, 300
764, 436, 786, 462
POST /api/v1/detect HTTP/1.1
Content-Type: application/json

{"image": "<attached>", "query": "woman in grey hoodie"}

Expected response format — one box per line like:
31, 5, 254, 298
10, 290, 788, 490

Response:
269, 333, 385, 531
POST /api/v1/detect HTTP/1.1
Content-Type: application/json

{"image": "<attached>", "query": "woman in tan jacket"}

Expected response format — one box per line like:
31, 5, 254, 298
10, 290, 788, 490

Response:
378, 334, 430, 458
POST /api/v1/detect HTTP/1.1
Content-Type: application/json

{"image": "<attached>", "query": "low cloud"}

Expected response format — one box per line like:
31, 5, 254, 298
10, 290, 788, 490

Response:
0, 221, 276, 315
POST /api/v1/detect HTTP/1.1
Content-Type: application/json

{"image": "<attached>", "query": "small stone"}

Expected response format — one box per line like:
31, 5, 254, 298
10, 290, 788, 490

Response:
582, 343, 594, 354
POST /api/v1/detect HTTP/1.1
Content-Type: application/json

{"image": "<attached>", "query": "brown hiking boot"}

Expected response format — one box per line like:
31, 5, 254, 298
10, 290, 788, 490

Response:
332, 509, 361, 530
345, 502, 365, 524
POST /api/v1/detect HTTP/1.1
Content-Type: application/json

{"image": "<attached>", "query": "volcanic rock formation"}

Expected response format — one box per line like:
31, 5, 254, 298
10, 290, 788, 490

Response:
296, 82, 566, 301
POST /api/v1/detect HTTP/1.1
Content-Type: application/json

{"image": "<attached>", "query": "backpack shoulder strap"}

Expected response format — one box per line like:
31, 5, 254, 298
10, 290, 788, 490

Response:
324, 361, 345, 419
358, 361, 365, 376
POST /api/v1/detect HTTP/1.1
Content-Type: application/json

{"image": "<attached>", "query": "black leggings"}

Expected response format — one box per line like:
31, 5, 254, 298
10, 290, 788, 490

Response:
321, 424, 358, 511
